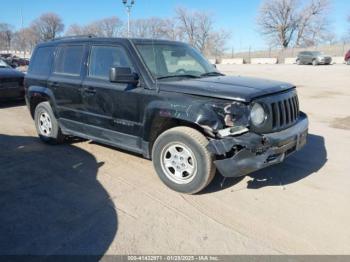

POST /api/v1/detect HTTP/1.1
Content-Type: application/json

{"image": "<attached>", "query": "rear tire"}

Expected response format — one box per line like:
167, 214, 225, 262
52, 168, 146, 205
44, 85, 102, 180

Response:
152, 127, 216, 194
34, 102, 65, 144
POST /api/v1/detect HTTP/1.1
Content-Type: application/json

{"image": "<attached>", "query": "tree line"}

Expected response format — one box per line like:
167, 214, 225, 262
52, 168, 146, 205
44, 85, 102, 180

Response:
0, 1, 349, 57
0, 8, 230, 57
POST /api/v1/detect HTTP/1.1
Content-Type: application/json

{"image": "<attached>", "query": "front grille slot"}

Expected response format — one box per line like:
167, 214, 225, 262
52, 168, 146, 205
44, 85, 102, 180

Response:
271, 94, 299, 131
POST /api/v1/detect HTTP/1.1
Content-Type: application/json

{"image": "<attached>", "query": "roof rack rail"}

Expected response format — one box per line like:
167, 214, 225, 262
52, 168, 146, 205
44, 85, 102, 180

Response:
51, 34, 96, 41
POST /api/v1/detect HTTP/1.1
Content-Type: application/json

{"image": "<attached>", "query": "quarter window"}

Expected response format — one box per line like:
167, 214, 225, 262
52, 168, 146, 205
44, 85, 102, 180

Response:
88, 46, 132, 80
54, 45, 84, 76
29, 46, 55, 76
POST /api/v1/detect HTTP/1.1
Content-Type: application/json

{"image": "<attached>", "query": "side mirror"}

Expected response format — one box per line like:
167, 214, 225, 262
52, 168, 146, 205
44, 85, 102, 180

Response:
109, 67, 139, 85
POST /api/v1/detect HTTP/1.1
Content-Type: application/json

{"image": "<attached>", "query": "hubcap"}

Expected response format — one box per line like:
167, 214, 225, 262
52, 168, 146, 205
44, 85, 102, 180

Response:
38, 111, 52, 136
160, 142, 197, 184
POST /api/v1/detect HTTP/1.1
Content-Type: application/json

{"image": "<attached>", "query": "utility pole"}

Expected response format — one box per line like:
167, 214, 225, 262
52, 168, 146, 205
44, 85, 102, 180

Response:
122, 0, 135, 37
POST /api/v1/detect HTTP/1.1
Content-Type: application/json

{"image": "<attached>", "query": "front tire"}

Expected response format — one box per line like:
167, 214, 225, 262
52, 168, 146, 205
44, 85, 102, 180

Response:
312, 59, 318, 66
152, 127, 216, 194
34, 102, 65, 144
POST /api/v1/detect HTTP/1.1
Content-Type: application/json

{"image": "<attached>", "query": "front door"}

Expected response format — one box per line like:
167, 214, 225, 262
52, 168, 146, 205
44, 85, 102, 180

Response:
81, 44, 144, 152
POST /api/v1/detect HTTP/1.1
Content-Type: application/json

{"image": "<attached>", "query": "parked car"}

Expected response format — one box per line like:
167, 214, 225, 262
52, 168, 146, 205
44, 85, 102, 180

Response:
345, 50, 350, 65
0, 54, 12, 59
0, 59, 25, 101
297, 51, 332, 66
25, 37, 308, 194
5, 56, 30, 68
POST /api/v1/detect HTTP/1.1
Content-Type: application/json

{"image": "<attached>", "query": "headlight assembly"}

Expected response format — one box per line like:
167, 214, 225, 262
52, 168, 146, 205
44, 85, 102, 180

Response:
212, 102, 250, 128
250, 103, 266, 126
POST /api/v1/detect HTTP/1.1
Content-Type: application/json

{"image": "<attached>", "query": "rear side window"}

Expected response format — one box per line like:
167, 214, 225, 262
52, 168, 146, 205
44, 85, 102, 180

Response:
54, 45, 84, 76
88, 45, 132, 80
29, 46, 54, 76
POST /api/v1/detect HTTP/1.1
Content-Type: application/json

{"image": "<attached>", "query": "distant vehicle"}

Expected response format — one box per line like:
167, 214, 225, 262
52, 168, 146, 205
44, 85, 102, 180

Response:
345, 50, 350, 65
0, 59, 25, 101
6, 57, 30, 68
296, 51, 332, 66
0, 54, 12, 59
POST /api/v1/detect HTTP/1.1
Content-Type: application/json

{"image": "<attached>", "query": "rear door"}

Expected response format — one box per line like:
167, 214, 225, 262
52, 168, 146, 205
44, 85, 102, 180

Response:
48, 44, 87, 133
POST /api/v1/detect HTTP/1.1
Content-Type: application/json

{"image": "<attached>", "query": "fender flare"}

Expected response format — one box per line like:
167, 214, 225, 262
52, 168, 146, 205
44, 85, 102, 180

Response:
27, 86, 58, 118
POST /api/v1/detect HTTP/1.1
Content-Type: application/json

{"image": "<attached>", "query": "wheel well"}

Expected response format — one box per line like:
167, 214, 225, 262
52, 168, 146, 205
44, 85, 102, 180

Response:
29, 95, 49, 118
147, 117, 207, 154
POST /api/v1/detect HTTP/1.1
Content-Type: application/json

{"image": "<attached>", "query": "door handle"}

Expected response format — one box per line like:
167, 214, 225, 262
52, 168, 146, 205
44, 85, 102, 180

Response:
50, 82, 59, 88
83, 87, 97, 95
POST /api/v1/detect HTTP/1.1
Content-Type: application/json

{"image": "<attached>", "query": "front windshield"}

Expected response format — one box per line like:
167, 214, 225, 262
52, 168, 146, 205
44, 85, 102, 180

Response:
0, 59, 10, 68
135, 43, 219, 80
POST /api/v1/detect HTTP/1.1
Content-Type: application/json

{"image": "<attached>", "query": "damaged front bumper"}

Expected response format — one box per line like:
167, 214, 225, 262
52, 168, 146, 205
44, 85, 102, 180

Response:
207, 113, 309, 177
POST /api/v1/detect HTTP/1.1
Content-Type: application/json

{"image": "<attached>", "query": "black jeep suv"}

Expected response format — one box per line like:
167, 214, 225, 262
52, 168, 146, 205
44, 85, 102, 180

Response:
25, 37, 308, 194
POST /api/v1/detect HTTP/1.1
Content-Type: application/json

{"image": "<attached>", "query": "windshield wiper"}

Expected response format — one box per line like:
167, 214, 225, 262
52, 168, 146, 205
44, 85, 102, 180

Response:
200, 72, 225, 77
157, 74, 200, 80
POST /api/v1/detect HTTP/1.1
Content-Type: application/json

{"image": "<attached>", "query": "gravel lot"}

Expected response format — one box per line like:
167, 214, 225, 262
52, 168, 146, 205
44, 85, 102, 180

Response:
0, 64, 349, 255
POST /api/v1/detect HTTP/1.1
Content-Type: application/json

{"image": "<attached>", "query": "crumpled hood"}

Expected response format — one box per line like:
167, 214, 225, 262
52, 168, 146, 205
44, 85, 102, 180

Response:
0, 68, 25, 79
159, 75, 295, 102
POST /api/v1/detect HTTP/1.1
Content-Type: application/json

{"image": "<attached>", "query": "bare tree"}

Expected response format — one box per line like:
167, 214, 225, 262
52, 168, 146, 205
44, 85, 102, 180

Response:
95, 17, 124, 37
257, 0, 299, 48
63, 8, 229, 57
205, 30, 231, 57
257, 0, 331, 48
31, 12, 64, 41
0, 23, 14, 52
131, 17, 178, 39
175, 7, 229, 56
65, 24, 85, 36
176, 7, 198, 46
295, 0, 330, 46
66, 17, 123, 37
12, 27, 39, 54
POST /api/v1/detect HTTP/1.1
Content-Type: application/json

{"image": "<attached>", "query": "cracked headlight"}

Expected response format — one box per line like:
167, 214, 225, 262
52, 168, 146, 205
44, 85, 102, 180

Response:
250, 103, 266, 126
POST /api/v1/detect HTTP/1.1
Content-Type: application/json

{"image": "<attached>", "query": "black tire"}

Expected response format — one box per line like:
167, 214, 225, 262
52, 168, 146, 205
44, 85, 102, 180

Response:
312, 59, 318, 66
34, 101, 65, 144
296, 59, 301, 65
152, 127, 216, 194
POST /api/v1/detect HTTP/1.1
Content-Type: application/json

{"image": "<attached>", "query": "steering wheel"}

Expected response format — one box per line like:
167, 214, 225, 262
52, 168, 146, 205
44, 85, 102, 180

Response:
175, 69, 186, 74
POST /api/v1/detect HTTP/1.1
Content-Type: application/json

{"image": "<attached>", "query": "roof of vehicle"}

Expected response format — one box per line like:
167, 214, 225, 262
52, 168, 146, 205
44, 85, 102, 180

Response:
35, 36, 187, 48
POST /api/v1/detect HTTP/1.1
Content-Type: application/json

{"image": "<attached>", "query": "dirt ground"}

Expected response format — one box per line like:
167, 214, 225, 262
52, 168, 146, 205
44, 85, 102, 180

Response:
0, 64, 349, 255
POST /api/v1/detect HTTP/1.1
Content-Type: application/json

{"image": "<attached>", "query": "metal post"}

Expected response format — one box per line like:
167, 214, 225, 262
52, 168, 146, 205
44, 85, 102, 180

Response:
122, 0, 135, 38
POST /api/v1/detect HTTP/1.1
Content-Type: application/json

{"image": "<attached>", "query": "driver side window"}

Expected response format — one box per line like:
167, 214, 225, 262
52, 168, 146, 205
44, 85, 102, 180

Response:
162, 50, 204, 74
88, 45, 133, 80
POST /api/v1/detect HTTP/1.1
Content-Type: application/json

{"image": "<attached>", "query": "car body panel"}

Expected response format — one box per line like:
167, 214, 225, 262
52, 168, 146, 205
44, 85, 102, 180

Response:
345, 50, 350, 63
159, 76, 295, 102
0, 67, 25, 100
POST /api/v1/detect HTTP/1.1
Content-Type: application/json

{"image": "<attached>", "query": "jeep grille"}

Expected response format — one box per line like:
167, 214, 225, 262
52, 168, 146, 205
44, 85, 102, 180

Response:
270, 95, 299, 130
250, 89, 300, 134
